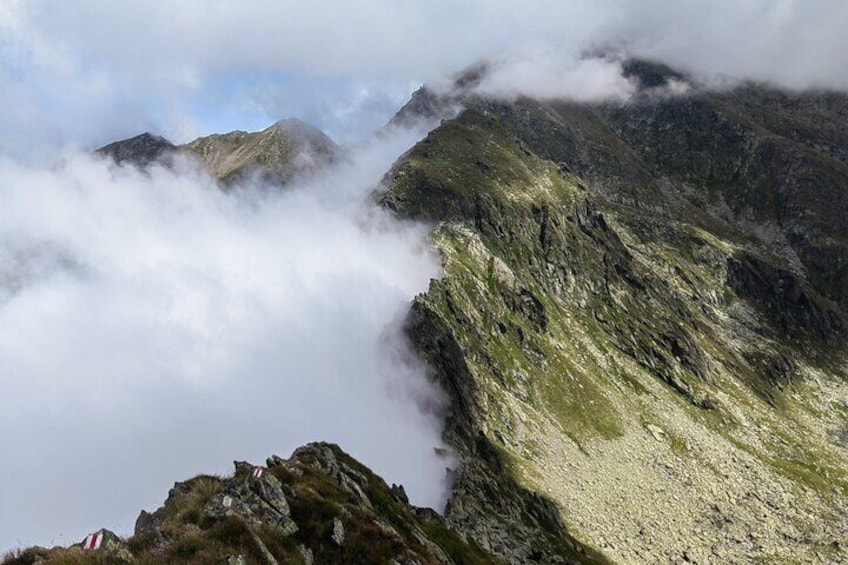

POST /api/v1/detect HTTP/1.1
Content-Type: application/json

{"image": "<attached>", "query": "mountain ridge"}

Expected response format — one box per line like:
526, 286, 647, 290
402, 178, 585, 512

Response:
14, 59, 848, 564
4, 443, 494, 565
381, 59, 848, 563
94, 118, 339, 187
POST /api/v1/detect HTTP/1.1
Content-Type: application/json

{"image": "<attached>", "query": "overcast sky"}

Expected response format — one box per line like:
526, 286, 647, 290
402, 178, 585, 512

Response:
2, 0, 847, 157
2, 0, 847, 553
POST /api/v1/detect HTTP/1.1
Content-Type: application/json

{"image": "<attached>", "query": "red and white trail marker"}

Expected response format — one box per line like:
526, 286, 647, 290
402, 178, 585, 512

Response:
252, 467, 264, 479
82, 531, 103, 551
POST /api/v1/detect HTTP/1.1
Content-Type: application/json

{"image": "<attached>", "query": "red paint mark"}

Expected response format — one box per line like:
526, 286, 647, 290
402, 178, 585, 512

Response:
83, 532, 102, 551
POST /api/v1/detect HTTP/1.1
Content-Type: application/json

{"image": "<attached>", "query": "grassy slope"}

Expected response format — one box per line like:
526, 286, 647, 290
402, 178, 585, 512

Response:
182, 120, 337, 185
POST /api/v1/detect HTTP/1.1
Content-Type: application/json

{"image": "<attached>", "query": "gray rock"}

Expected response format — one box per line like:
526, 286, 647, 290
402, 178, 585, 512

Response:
298, 545, 314, 565
77, 529, 133, 562
332, 517, 345, 546
204, 462, 297, 535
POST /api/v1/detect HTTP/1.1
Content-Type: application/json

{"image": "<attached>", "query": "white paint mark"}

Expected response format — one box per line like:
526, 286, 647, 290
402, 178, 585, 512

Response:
82, 531, 103, 550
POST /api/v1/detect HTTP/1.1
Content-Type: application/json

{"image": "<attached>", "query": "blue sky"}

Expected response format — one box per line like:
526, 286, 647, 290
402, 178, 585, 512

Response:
187, 72, 416, 143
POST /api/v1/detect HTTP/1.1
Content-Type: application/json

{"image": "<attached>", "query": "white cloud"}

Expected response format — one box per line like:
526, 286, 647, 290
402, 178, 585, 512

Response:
474, 49, 637, 102
0, 127, 451, 551
609, 0, 848, 91
3, 1, 847, 158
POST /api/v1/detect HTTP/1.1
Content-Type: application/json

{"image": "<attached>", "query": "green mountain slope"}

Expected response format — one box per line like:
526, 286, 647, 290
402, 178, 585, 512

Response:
182, 118, 338, 186
380, 64, 848, 563
95, 118, 338, 187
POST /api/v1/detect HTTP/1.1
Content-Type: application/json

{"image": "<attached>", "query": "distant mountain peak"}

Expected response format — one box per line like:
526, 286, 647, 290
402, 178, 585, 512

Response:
95, 132, 177, 167
183, 118, 338, 186
621, 58, 689, 89
268, 117, 338, 148
93, 118, 340, 187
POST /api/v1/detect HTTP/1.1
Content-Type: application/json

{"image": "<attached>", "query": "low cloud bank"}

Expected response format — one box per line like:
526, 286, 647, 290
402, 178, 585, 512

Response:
0, 126, 450, 551
472, 50, 637, 102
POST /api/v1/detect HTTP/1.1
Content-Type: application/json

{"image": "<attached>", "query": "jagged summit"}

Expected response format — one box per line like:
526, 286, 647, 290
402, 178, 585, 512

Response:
388, 64, 491, 130
95, 132, 177, 167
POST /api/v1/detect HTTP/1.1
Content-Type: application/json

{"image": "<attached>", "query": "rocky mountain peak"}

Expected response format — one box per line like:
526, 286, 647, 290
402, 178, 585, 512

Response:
379, 65, 848, 563
183, 118, 339, 186
95, 132, 177, 167
93, 118, 340, 187
268, 118, 336, 147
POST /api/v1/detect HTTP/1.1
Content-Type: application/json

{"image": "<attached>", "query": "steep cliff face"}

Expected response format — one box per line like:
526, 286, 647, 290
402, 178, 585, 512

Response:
380, 65, 848, 563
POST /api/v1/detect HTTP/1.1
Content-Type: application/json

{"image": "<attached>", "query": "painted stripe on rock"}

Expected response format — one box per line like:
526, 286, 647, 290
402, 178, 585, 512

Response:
83, 532, 103, 550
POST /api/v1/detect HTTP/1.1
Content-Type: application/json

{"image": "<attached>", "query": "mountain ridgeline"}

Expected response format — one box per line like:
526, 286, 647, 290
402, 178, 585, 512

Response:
96, 118, 338, 186
380, 61, 848, 563
15, 61, 848, 564
5, 444, 493, 565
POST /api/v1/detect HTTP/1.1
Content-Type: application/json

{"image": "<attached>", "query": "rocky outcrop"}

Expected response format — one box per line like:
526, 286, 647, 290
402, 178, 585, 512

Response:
4, 530, 132, 565
4, 443, 494, 565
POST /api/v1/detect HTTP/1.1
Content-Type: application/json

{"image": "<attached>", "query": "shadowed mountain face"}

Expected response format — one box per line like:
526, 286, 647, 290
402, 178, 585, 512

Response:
95, 133, 178, 167
95, 118, 339, 187
380, 62, 848, 563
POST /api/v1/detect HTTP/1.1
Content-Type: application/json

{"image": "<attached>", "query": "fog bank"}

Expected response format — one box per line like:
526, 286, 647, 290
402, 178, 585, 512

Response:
0, 126, 449, 551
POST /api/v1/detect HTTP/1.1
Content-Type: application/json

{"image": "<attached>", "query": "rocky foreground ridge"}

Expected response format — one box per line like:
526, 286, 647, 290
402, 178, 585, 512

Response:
3, 443, 493, 565
11, 59, 848, 564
